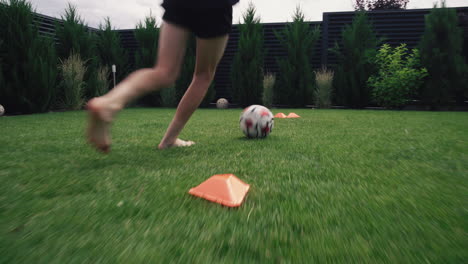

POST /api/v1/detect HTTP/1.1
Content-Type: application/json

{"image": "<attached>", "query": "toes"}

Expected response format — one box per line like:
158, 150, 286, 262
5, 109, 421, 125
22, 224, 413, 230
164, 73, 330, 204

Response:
158, 139, 195, 149
88, 139, 111, 154
180, 140, 195, 147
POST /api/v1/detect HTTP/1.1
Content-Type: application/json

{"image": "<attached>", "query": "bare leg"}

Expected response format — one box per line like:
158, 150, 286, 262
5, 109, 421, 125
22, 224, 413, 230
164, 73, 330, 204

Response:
86, 22, 189, 153
159, 35, 229, 149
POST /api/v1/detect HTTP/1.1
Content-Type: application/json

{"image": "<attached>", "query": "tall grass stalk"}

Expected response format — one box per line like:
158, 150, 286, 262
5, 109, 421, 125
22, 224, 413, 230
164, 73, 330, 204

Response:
96, 65, 110, 97
262, 73, 275, 108
59, 53, 86, 110
314, 67, 334, 108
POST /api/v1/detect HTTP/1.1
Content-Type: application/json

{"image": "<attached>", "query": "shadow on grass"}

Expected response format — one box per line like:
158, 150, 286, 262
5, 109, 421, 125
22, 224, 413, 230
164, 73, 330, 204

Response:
77, 143, 198, 172
233, 135, 283, 143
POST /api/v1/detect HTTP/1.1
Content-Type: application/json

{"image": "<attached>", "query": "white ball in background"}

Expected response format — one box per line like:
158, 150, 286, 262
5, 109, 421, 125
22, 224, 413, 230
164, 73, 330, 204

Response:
0, 105, 4, 116
239, 105, 274, 138
216, 98, 229, 109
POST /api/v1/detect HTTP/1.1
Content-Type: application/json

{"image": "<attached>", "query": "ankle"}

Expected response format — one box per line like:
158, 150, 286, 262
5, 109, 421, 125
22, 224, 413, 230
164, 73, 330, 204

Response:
96, 96, 123, 111
159, 138, 174, 148
88, 97, 122, 122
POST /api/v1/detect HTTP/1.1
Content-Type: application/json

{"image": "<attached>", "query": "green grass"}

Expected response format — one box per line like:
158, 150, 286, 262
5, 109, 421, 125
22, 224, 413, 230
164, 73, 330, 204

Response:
1, 108, 467, 263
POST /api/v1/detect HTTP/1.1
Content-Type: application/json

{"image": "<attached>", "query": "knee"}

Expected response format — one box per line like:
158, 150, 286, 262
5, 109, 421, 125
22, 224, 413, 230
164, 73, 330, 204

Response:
193, 69, 215, 85
152, 67, 179, 87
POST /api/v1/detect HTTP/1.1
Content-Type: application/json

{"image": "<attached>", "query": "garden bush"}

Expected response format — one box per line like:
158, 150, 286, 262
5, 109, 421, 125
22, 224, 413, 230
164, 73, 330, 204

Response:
275, 7, 320, 107
230, 3, 264, 107
368, 44, 427, 108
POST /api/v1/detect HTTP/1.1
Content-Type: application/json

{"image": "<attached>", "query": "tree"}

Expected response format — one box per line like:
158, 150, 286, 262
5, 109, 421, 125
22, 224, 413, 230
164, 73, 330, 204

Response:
230, 3, 264, 107
274, 6, 321, 107
96, 17, 129, 91
134, 12, 160, 106
354, 0, 409, 11
55, 4, 100, 100
331, 12, 380, 108
419, 1, 468, 108
0, 0, 58, 114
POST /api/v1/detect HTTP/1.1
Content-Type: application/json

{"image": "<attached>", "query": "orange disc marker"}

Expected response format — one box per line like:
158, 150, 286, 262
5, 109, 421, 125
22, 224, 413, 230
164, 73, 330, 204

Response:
189, 174, 250, 207
287, 113, 300, 118
274, 113, 287, 118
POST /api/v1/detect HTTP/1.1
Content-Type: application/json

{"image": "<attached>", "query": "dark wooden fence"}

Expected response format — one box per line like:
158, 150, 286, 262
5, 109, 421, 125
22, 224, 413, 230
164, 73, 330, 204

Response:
33, 12, 99, 43
35, 7, 468, 102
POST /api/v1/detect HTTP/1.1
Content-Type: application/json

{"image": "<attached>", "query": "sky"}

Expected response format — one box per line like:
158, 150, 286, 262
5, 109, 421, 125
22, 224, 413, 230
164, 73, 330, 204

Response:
29, 0, 468, 29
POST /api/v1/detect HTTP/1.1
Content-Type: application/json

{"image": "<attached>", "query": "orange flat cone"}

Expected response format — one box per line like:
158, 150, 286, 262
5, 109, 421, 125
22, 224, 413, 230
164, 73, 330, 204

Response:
189, 174, 250, 207
287, 113, 300, 118
274, 113, 287, 118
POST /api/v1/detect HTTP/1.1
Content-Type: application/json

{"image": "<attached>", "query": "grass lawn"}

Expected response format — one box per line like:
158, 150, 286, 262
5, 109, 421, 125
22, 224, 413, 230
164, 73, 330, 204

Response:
1, 108, 467, 263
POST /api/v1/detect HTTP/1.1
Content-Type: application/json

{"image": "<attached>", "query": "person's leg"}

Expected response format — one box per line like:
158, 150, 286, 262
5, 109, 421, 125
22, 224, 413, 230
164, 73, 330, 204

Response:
158, 35, 229, 149
87, 22, 189, 153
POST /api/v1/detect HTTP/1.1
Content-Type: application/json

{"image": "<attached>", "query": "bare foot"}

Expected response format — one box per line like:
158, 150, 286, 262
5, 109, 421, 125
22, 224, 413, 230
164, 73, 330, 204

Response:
86, 97, 120, 153
158, 138, 195, 150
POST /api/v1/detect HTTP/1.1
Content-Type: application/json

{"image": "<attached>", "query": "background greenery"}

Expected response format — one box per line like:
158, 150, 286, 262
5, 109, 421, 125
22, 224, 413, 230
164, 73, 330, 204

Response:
0, 0, 57, 114
419, 1, 468, 109
0, 1, 466, 114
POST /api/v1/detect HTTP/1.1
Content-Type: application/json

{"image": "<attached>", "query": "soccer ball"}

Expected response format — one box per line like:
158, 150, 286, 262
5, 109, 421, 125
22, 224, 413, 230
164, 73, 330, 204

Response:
239, 105, 274, 138
0, 105, 4, 116
216, 98, 229, 109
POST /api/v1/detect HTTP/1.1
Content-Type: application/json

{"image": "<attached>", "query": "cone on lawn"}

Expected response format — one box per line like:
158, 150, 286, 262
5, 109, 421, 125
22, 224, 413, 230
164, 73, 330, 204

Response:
274, 113, 287, 118
189, 174, 250, 207
287, 113, 300, 118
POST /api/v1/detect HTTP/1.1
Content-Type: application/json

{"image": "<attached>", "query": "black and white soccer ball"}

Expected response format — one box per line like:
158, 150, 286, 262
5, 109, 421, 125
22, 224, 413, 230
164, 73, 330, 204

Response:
216, 98, 229, 109
239, 105, 274, 138
0, 105, 4, 116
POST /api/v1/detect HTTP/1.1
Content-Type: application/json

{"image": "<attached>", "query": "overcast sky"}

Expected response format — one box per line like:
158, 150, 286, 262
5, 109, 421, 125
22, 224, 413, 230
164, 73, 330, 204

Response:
29, 0, 467, 29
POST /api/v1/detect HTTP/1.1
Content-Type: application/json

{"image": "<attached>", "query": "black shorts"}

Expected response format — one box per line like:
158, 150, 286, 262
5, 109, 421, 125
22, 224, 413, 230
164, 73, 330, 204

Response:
162, 7, 233, 39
